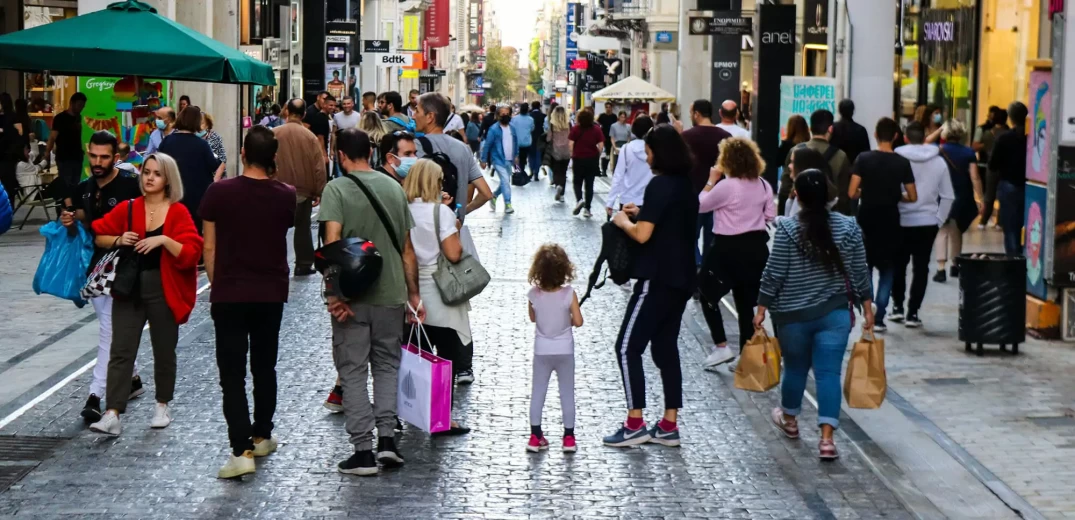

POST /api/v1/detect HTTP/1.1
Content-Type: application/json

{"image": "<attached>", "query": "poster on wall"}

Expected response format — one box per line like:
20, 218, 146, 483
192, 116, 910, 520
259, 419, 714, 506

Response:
1051, 146, 1075, 285
1027, 70, 1052, 184
325, 64, 348, 100
78, 76, 170, 176
1026, 182, 1048, 298
778, 76, 836, 142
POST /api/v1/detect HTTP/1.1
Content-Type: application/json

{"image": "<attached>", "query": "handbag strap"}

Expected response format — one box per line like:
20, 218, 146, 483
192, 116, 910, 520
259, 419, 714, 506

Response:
126, 199, 133, 232
343, 173, 403, 257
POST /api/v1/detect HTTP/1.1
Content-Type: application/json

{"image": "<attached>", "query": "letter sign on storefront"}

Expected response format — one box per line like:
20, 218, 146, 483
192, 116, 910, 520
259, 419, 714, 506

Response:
376, 54, 414, 67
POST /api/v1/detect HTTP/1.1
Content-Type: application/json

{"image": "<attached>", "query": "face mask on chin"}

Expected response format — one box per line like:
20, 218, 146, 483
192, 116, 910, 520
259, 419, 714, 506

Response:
499, 115, 511, 125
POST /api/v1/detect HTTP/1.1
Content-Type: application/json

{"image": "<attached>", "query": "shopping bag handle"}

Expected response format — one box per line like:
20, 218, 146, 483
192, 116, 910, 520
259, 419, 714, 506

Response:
860, 327, 876, 342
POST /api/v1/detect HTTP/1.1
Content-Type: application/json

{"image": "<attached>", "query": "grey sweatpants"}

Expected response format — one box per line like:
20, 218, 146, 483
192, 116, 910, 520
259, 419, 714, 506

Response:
530, 354, 576, 429
331, 302, 405, 451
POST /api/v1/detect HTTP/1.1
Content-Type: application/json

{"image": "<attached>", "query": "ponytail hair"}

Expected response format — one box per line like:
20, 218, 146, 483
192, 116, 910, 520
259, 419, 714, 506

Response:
795, 169, 845, 275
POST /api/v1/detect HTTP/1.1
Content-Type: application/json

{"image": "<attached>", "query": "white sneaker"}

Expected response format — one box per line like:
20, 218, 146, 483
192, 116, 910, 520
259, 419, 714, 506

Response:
703, 347, 736, 368
488, 199, 497, 212
89, 411, 121, 436
252, 437, 278, 457
505, 203, 515, 214
150, 403, 172, 429
217, 452, 255, 479
582, 209, 593, 218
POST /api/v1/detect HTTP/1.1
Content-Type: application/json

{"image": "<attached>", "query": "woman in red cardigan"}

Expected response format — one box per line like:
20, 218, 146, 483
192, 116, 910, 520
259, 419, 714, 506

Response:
89, 152, 203, 436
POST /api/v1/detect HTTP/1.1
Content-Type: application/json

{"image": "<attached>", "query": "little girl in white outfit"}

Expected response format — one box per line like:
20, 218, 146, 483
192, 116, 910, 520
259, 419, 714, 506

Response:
527, 244, 584, 453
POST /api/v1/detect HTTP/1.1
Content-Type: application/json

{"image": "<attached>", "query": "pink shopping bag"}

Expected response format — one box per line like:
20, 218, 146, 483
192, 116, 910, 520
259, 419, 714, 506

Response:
397, 325, 452, 433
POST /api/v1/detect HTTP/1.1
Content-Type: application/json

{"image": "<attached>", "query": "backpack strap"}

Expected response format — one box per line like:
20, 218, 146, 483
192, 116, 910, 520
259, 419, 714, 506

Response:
342, 174, 403, 256
417, 135, 434, 156
823, 143, 840, 162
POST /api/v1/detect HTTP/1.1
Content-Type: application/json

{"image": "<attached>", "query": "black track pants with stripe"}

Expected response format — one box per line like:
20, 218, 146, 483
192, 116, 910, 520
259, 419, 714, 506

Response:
614, 280, 690, 411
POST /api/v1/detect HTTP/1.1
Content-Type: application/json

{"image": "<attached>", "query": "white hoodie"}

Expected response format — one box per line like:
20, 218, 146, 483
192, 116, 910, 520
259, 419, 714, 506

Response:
895, 144, 955, 228
607, 139, 653, 209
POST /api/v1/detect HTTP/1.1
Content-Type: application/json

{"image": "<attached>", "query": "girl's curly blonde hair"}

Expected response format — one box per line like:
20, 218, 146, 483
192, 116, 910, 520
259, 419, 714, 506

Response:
528, 244, 575, 291
716, 137, 766, 180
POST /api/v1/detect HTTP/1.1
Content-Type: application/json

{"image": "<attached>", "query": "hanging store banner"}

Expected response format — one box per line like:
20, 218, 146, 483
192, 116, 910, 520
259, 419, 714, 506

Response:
754, 3, 797, 187
325, 64, 348, 99
426, 0, 449, 48
1026, 183, 1049, 298
803, 0, 828, 46
566, 3, 579, 67
1028, 70, 1053, 184
402, 15, 421, 51
79, 76, 171, 174
468, 0, 484, 59
778, 76, 837, 141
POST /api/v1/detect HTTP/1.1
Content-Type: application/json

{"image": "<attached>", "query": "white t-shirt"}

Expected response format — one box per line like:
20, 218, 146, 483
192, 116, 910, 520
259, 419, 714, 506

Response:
528, 285, 576, 356
444, 113, 465, 133
333, 111, 362, 130
408, 201, 459, 266
501, 124, 514, 161
717, 122, 751, 140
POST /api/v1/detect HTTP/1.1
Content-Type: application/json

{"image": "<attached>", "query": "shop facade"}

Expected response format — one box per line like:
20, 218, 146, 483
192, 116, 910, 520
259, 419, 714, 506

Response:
894, 0, 1053, 130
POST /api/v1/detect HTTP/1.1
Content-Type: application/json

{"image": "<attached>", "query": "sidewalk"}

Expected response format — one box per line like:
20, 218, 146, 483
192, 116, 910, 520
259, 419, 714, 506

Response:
0, 173, 911, 518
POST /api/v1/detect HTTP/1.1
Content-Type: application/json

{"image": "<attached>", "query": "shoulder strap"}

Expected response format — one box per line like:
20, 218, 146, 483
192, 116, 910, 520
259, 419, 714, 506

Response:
126, 199, 133, 232
939, 148, 959, 172
343, 174, 403, 256
823, 143, 839, 162
417, 136, 434, 156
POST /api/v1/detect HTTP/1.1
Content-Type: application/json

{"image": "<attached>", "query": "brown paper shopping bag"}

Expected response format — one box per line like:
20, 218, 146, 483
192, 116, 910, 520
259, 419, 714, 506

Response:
734, 328, 782, 392
843, 330, 887, 409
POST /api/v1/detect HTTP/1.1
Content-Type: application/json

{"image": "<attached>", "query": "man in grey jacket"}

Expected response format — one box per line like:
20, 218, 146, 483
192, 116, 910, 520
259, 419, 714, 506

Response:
890, 121, 955, 328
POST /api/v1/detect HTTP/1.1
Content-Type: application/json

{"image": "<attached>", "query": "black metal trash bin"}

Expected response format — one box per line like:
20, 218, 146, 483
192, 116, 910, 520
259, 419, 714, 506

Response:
957, 253, 1026, 356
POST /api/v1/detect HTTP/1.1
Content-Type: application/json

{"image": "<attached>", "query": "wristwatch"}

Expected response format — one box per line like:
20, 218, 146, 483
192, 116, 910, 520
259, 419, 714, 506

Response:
706, 180, 716, 187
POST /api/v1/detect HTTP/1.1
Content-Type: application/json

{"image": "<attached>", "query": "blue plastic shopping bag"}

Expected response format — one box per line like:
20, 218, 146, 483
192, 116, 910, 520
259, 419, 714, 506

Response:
0, 184, 12, 236
32, 221, 93, 308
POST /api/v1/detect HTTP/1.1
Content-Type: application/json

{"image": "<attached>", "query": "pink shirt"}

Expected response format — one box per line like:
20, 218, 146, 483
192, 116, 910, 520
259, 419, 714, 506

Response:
699, 177, 776, 236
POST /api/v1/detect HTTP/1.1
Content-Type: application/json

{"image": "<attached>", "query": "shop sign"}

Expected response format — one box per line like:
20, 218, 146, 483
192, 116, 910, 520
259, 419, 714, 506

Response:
79, 76, 170, 172
566, 4, 578, 50
468, 0, 484, 56
401, 69, 419, 79
654, 31, 677, 51
326, 20, 358, 37
426, 0, 449, 48
803, 0, 828, 45
241, 45, 263, 62
326, 44, 347, 63
689, 13, 753, 36
402, 15, 421, 51
754, 4, 797, 185
375, 54, 414, 67
570, 59, 588, 70
922, 21, 955, 42
778, 76, 837, 141
364, 40, 390, 53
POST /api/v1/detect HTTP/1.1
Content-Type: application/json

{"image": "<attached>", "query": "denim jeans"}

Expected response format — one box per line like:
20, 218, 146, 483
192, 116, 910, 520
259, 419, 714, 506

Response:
528, 146, 542, 178
776, 308, 852, 429
998, 180, 1025, 256
695, 212, 715, 266
491, 163, 512, 204
872, 266, 894, 323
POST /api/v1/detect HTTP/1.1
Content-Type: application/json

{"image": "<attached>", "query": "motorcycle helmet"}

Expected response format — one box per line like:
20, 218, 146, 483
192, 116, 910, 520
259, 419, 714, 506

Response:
315, 237, 383, 299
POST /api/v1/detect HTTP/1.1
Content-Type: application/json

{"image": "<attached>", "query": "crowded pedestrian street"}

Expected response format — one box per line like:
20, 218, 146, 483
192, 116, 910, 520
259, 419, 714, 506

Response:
0, 170, 1071, 519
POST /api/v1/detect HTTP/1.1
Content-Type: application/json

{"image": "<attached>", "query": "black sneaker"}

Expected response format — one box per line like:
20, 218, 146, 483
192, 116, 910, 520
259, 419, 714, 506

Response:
338, 450, 378, 476
455, 370, 474, 385
889, 308, 905, 323
394, 416, 404, 433
950, 265, 960, 278
128, 376, 145, 400
294, 266, 317, 277
376, 437, 405, 468
81, 394, 102, 423
933, 270, 947, 283
905, 313, 922, 328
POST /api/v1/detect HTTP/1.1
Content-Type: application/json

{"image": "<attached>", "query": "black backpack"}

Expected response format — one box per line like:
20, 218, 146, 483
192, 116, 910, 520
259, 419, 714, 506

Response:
417, 136, 459, 199
580, 221, 637, 305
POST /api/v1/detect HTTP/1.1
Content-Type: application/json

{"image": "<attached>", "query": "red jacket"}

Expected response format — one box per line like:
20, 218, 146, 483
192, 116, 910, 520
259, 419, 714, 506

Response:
92, 197, 203, 324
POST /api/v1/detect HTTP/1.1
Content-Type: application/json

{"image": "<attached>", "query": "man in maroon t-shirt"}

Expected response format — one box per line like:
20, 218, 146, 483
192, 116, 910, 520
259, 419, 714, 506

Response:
200, 126, 297, 479
681, 99, 731, 267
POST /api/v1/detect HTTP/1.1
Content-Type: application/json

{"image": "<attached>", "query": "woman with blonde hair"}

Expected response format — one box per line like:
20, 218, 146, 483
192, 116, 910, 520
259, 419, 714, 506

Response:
933, 119, 983, 282
544, 105, 572, 201
88, 152, 204, 436
697, 137, 776, 369
402, 159, 471, 436
359, 111, 387, 168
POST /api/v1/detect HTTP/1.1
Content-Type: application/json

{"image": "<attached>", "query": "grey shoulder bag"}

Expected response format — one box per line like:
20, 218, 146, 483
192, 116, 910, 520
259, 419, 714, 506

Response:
432, 204, 490, 305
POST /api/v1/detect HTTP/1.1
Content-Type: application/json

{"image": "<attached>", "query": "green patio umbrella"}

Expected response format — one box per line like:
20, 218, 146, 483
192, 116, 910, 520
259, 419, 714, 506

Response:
0, 0, 275, 85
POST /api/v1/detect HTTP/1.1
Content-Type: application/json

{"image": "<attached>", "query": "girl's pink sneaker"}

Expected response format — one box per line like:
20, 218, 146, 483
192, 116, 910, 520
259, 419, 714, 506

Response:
526, 435, 549, 453
562, 435, 577, 453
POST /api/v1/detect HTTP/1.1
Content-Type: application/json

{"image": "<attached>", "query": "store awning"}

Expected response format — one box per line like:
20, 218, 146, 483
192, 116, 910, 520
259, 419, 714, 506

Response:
591, 76, 675, 102
0, 1, 275, 85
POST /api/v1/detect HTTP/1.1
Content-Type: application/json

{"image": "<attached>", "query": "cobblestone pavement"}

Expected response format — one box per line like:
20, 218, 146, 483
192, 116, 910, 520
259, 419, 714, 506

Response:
868, 229, 1075, 519
0, 173, 913, 519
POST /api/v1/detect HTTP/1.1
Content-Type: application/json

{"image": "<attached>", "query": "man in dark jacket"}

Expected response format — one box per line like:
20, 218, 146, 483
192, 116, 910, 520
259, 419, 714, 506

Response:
829, 99, 871, 166
529, 101, 546, 179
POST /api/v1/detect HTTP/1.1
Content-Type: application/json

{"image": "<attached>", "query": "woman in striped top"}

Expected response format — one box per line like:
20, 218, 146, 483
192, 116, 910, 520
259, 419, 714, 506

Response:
697, 138, 775, 369
753, 169, 874, 460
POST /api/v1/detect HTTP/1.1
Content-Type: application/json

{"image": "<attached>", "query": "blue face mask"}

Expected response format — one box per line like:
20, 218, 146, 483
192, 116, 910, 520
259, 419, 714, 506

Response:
155, 119, 166, 130
395, 156, 418, 178
933, 113, 943, 124
196, 130, 207, 138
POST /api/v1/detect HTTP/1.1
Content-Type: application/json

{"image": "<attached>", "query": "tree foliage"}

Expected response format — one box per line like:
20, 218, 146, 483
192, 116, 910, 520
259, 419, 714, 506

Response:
484, 46, 519, 102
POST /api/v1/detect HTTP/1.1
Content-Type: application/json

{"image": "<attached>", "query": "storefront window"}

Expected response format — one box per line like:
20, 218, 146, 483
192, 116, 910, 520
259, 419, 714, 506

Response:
895, 0, 924, 126
921, 5, 976, 129
978, 0, 1041, 122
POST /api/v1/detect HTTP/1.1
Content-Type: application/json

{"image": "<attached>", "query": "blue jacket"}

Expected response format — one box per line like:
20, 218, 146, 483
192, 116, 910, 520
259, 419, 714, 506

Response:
510, 114, 534, 147
481, 123, 519, 168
